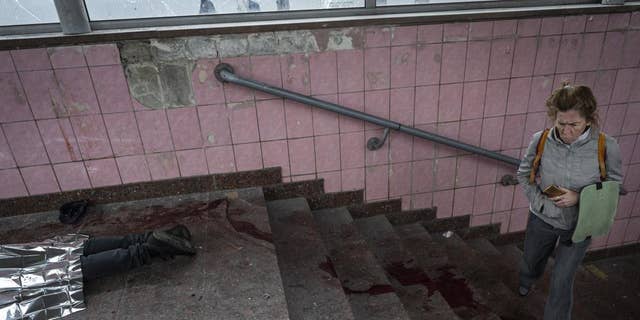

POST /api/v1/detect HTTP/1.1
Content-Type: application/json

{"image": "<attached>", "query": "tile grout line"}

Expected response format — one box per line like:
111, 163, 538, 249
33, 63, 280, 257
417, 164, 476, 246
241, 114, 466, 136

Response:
87, 60, 124, 189
12, 51, 54, 196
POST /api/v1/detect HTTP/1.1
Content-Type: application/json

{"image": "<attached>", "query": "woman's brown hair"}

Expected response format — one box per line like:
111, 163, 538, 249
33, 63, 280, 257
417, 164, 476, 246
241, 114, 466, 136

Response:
545, 81, 599, 127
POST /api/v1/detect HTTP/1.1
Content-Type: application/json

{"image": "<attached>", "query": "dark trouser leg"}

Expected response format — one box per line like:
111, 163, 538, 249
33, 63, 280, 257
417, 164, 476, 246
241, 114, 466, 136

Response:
83, 233, 149, 256
543, 237, 591, 320
519, 213, 559, 289
80, 244, 151, 281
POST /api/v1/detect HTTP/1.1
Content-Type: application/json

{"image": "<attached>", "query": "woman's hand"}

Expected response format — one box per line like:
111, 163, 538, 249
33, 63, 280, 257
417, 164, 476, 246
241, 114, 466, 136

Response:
550, 187, 579, 208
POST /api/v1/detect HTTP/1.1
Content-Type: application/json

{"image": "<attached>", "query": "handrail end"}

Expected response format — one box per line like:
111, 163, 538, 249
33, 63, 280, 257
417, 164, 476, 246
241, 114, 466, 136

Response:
214, 63, 235, 83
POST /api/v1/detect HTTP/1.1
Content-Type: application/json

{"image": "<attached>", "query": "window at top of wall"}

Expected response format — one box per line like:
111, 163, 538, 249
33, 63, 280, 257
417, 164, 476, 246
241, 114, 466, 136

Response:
84, 0, 365, 21
0, 0, 59, 26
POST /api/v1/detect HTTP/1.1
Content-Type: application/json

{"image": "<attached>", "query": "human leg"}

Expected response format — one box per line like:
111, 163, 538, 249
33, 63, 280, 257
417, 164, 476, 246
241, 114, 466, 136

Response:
82, 225, 192, 255
519, 213, 559, 290
543, 237, 591, 320
80, 228, 196, 281
83, 233, 148, 255
80, 244, 151, 281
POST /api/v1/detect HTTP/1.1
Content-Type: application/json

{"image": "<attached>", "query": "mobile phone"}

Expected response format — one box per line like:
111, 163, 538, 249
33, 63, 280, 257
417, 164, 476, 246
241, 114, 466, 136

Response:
543, 185, 566, 197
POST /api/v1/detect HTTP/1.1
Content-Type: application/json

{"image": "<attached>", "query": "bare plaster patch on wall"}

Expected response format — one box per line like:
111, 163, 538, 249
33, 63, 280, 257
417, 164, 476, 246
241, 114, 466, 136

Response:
124, 62, 164, 108
186, 37, 218, 59
326, 28, 363, 51
150, 38, 191, 62
159, 63, 195, 107
118, 26, 376, 109
120, 40, 196, 109
248, 32, 278, 55
119, 40, 154, 64
275, 30, 320, 53
217, 34, 250, 57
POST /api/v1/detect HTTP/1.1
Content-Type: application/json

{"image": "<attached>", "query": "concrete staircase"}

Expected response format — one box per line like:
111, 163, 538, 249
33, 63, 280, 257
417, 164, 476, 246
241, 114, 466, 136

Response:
266, 195, 525, 320
261, 180, 614, 320
1, 172, 630, 319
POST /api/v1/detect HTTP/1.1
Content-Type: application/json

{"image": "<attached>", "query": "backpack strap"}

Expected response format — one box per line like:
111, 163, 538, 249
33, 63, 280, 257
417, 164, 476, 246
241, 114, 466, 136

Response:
530, 128, 551, 184
598, 132, 607, 181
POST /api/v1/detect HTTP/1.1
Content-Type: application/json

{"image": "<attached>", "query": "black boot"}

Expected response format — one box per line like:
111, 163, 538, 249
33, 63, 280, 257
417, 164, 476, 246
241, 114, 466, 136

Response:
144, 230, 196, 259
163, 224, 192, 241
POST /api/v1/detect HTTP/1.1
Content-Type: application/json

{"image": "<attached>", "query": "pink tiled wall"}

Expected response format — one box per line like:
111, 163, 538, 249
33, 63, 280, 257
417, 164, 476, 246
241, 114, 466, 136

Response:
1, 12, 640, 250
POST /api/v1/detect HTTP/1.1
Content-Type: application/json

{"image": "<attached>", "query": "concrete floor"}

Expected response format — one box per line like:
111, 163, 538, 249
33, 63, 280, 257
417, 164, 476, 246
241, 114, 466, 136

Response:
0, 188, 289, 320
575, 254, 640, 320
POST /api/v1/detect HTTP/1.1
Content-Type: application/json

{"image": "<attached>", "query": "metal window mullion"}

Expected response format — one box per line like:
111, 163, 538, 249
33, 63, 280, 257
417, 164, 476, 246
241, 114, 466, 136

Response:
88, 0, 600, 31
53, 0, 91, 34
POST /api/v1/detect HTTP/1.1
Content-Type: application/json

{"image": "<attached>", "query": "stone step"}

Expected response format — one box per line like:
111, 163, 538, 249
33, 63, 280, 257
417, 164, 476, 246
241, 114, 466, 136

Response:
422, 215, 470, 234
349, 199, 402, 219
62, 187, 290, 319
263, 180, 325, 202
394, 223, 448, 271
266, 198, 355, 320
312, 207, 411, 320
395, 223, 502, 320
466, 238, 501, 256
309, 191, 364, 211
263, 179, 365, 211
430, 232, 539, 320
353, 215, 462, 320
386, 208, 437, 226
468, 239, 549, 318
0, 167, 283, 218
455, 224, 501, 241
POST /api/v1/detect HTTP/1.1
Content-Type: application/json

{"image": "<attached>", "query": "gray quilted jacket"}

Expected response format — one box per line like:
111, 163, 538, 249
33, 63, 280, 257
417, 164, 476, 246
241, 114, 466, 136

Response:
516, 127, 623, 230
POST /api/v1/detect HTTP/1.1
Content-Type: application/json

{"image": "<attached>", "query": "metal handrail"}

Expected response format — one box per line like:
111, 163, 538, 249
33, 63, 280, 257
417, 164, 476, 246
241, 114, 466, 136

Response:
215, 63, 521, 169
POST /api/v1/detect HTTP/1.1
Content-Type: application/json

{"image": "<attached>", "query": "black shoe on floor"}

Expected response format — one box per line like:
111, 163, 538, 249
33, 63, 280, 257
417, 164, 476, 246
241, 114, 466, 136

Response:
163, 224, 192, 241
145, 230, 196, 259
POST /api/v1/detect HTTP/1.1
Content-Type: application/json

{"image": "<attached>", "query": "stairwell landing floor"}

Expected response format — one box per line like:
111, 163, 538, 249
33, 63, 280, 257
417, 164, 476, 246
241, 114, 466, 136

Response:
0, 188, 289, 320
574, 253, 640, 320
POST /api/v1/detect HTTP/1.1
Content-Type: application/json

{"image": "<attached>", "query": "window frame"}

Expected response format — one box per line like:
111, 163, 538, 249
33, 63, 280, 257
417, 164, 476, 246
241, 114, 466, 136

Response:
0, 0, 635, 48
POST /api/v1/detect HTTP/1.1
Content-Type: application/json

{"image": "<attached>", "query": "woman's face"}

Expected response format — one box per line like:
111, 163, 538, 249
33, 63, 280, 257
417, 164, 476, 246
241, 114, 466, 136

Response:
554, 109, 590, 144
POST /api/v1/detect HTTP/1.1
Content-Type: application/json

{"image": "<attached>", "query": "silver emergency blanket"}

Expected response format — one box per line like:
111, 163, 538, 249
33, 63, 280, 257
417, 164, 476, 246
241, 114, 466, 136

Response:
0, 234, 88, 320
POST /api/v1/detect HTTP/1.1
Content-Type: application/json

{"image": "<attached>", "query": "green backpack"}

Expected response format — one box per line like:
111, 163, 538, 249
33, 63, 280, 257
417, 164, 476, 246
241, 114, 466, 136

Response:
530, 129, 620, 243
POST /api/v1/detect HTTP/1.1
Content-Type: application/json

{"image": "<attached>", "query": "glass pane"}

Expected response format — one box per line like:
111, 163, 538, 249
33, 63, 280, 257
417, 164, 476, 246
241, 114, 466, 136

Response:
378, 0, 499, 6
85, 0, 365, 21
0, 0, 59, 26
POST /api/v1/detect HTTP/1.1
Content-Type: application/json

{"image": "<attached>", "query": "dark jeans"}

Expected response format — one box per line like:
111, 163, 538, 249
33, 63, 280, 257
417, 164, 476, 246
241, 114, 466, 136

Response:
520, 213, 591, 320
80, 233, 151, 281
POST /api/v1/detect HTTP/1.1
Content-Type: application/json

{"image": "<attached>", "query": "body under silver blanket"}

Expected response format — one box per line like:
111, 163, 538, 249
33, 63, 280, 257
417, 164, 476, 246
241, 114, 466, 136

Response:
0, 234, 88, 320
